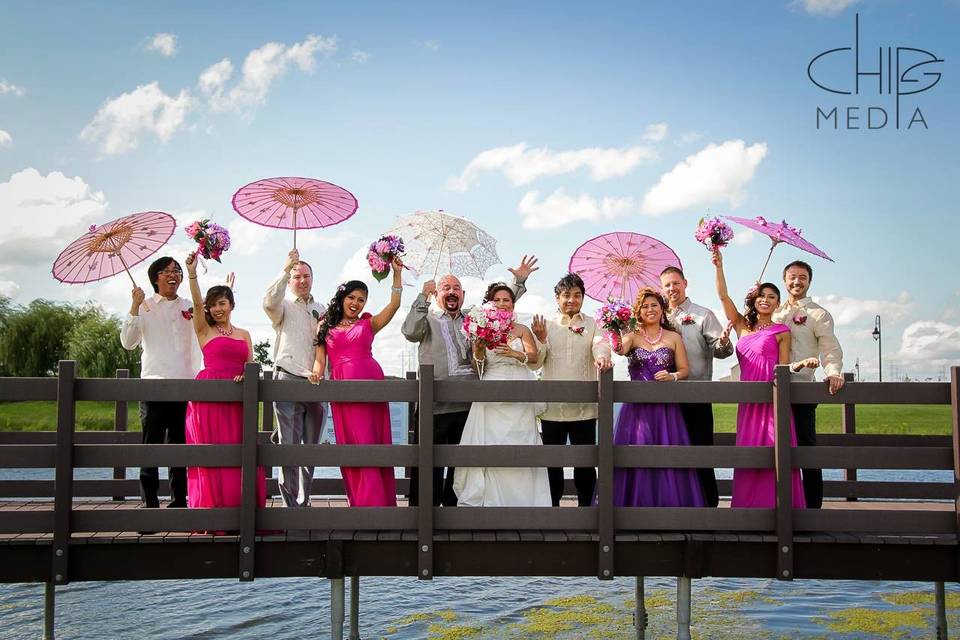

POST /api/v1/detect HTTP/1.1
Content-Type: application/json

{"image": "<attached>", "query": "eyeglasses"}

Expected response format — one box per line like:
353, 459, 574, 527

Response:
158, 268, 182, 276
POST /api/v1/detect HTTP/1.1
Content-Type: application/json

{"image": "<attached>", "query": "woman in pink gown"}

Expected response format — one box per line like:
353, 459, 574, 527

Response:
309, 257, 404, 507
711, 250, 816, 508
184, 253, 266, 512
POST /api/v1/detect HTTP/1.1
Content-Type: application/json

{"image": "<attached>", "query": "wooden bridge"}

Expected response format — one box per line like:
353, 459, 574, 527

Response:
1, 361, 958, 639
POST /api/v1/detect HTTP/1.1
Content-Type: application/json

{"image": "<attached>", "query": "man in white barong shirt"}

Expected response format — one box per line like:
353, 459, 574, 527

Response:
120, 256, 201, 509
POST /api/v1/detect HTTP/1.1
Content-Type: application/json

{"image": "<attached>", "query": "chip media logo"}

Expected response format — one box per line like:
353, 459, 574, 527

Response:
807, 13, 943, 130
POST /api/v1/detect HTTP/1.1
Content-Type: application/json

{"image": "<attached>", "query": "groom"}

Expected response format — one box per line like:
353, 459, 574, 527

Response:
772, 260, 844, 509
402, 255, 538, 506
531, 272, 612, 506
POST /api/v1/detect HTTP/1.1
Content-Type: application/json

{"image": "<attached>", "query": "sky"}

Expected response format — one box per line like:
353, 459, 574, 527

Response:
1, 0, 957, 381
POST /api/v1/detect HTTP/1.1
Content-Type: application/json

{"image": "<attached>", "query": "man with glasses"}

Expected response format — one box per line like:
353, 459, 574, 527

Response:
263, 249, 326, 508
120, 256, 201, 511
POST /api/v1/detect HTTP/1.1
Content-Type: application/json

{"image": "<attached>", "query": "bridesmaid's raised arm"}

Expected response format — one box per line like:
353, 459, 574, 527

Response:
711, 250, 746, 334
371, 257, 404, 334
185, 252, 211, 343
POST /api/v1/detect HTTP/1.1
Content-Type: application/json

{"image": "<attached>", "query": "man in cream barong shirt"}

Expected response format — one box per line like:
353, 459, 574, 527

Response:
531, 273, 612, 507
772, 259, 845, 509
263, 249, 326, 508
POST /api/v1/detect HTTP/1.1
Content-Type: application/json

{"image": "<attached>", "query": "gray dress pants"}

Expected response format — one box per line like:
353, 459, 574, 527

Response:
274, 370, 327, 507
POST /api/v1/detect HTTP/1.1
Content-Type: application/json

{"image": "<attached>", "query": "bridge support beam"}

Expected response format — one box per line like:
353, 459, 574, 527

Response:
634, 576, 645, 640
330, 578, 345, 640
349, 575, 360, 640
677, 577, 692, 640
43, 582, 55, 640
935, 581, 948, 640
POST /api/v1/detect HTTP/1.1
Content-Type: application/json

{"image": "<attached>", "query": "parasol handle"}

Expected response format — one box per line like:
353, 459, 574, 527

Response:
756, 238, 781, 283
117, 252, 149, 312
619, 277, 627, 301
292, 206, 298, 250
431, 215, 447, 279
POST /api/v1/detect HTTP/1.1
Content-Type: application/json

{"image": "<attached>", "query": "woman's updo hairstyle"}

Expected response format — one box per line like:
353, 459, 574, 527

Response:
483, 282, 515, 304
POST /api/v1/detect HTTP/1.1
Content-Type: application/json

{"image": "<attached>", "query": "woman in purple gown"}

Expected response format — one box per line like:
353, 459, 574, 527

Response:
605, 288, 705, 507
711, 250, 815, 508
184, 252, 266, 512
309, 257, 404, 507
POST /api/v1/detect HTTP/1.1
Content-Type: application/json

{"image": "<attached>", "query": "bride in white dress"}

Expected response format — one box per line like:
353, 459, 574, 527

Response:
453, 283, 552, 507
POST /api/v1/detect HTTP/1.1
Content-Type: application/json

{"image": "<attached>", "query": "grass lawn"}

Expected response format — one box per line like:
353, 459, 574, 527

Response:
0, 400, 953, 435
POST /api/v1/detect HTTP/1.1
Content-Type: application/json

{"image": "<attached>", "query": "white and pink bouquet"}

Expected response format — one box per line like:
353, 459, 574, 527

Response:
694, 217, 734, 251
595, 297, 635, 351
185, 219, 231, 263
462, 302, 514, 349
367, 234, 405, 282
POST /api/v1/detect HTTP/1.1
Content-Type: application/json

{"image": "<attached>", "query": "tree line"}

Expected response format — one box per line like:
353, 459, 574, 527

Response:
0, 295, 273, 378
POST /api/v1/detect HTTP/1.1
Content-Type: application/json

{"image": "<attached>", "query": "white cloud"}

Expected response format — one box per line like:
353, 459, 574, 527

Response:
198, 58, 234, 96
641, 122, 668, 142
792, 0, 859, 16
896, 321, 960, 367
640, 140, 768, 216
351, 50, 371, 64
0, 280, 19, 297
731, 229, 755, 245
447, 142, 657, 191
145, 33, 178, 57
676, 131, 702, 146
812, 292, 912, 328
79, 82, 193, 155
208, 34, 337, 114
0, 130, 11, 148
517, 188, 635, 230
0, 80, 26, 97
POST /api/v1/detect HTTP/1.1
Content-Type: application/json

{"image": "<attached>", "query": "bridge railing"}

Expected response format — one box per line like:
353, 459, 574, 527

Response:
0, 361, 957, 585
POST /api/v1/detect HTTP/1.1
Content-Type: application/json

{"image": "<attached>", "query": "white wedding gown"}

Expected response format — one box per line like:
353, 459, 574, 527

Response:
453, 338, 552, 507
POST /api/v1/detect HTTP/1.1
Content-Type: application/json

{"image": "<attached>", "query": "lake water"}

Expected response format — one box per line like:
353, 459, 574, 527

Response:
2, 405, 956, 638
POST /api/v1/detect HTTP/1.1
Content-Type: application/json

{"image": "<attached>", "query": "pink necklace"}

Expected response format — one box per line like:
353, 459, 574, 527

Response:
641, 326, 663, 345
216, 324, 234, 337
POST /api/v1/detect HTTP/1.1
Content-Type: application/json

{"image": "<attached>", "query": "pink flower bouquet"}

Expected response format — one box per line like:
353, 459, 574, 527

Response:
595, 298, 635, 351
185, 219, 231, 263
695, 217, 735, 251
367, 234, 405, 282
462, 302, 515, 349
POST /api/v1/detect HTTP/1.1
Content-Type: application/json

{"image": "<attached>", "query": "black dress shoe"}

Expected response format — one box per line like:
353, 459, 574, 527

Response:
143, 497, 160, 509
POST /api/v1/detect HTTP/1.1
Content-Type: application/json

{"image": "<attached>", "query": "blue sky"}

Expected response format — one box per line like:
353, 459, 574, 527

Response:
1, 0, 957, 380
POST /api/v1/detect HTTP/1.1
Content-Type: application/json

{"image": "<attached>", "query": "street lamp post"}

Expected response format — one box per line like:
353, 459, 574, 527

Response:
872, 315, 882, 382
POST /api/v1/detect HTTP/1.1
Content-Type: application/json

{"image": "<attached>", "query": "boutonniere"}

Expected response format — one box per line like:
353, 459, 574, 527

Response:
181, 307, 193, 320
568, 325, 585, 335
681, 314, 695, 326
793, 313, 808, 326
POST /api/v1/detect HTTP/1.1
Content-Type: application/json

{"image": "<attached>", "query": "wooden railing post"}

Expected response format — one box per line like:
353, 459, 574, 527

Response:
597, 368, 614, 580
773, 364, 794, 581
52, 360, 76, 586
405, 371, 417, 484
112, 368, 129, 501
239, 362, 261, 582
262, 368, 275, 482
417, 364, 434, 580
950, 366, 960, 554
841, 372, 857, 501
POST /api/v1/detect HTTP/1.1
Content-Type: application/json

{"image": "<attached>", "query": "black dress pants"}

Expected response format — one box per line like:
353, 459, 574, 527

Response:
540, 419, 597, 507
139, 401, 188, 507
408, 410, 468, 507
678, 403, 720, 507
792, 403, 822, 508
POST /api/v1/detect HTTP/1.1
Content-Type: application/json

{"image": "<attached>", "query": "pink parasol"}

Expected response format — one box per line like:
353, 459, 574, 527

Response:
231, 176, 358, 249
724, 215, 833, 281
52, 211, 177, 311
568, 232, 682, 303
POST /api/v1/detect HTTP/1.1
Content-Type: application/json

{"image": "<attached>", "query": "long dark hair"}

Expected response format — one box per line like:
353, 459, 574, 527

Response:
316, 280, 368, 344
632, 287, 676, 333
744, 282, 781, 330
203, 286, 234, 326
